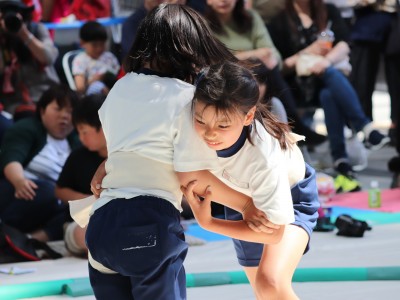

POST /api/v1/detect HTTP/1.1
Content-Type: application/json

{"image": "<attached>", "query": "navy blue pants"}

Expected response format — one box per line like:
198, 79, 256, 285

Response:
86, 196, 188, 300
225, 163, 320, 267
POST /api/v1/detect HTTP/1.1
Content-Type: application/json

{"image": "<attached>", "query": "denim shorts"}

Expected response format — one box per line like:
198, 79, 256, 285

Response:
225, 163, 320, 267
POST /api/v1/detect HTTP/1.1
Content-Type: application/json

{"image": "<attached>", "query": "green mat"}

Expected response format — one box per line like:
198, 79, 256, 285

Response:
1, 267, 399, 299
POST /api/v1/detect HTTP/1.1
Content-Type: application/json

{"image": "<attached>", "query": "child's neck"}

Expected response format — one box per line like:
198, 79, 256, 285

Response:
216, 126, 248, 158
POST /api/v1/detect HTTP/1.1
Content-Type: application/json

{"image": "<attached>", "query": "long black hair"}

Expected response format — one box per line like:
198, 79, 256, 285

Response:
194, 61, 290, 150
124, 4, 237, 84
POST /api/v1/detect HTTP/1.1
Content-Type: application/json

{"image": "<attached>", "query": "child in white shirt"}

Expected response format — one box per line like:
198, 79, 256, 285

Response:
180, 61, 319, 299
72, 21, 120, 95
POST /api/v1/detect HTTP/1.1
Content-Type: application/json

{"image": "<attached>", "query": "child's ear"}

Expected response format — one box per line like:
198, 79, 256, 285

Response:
243, 106, 256, 126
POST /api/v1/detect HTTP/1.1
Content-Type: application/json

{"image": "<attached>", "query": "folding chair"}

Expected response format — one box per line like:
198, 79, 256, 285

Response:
62, 49, 82, 91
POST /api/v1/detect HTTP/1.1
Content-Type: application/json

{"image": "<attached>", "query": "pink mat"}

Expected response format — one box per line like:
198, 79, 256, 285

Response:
327, 188, 400, 213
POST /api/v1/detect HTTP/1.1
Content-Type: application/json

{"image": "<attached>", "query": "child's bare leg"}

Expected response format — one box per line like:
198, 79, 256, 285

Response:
255, 225, 308, 300
243, 267, 259, 299
74, 225, 88, 251
64, 222, 88, 257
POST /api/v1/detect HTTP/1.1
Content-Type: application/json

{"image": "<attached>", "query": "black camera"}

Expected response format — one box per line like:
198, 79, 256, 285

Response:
0, 1, 34, 33
3, 11, 22, 33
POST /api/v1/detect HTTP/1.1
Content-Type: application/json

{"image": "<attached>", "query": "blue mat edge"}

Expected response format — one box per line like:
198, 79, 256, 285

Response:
186, 207, 400, 241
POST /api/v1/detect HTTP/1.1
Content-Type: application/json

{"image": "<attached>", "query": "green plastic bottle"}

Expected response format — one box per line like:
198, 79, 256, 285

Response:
368, 181, 381, 208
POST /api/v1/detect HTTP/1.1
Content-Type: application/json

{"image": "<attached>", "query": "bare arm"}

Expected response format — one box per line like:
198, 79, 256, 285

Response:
177, 170, 251, 212
325, 41, 350, 65
17, 23, 55, 65
181, 181, 284, 244
283, 39, 327, 72
0, 14, 51, 64
177, 171, 280, 233
74, 74, 86, 94
283, 40, 350, 75
55, 186, 90, 204
310, 41, 350, 75
90, 159, 107, 198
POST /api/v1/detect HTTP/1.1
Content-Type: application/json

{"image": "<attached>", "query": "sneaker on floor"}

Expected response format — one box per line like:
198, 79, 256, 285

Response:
365, 130, 390, 150
334, 174, 361, 193
334, 161, 361, 193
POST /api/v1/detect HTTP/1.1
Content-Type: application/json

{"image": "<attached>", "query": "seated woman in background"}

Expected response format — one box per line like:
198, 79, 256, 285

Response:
267, 0, 390, 192
204, 0, 327, 147
0, 85, 80, 242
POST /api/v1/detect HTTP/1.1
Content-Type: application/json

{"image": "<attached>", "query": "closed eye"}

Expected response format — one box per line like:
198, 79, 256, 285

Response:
195, 118, 205, 125
219, 125, 230, 129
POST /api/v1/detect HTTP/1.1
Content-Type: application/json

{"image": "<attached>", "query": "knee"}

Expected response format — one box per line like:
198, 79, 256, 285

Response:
254, 272, 283, 300
319, 88, 331, 102
34, 179, 55, 194
32, 180, 58, 203
323, 66, 337, 78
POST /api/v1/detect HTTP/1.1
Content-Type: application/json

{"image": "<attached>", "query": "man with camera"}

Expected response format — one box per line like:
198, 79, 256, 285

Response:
0, 0, 59, 118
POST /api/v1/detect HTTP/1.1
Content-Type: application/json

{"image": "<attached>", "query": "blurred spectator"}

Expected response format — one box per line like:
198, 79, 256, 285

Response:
120, 0, 187, 62
267, 0, 390, 192
40, 0, 71, 22
22, 0, 41, 22
0, 0, 60, 117
72, 21, 120, 95
324, 0, 355, 27
0, 85, 80, 242
204, 0, 327, 147
23, 0, 72, 39
24, 0, 71, 23
70, 0, 110, 21
349, 0, 399, 144
56, 94, 106, 257
249, 0, 286, 23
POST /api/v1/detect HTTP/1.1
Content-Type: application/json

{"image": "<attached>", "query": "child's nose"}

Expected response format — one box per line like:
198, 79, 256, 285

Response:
205, 128, 217, 139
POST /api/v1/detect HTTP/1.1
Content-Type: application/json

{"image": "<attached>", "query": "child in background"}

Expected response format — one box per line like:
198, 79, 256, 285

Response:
72, 21, 120, 96
180, 61, 319, 299
55, 94, 106, 257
